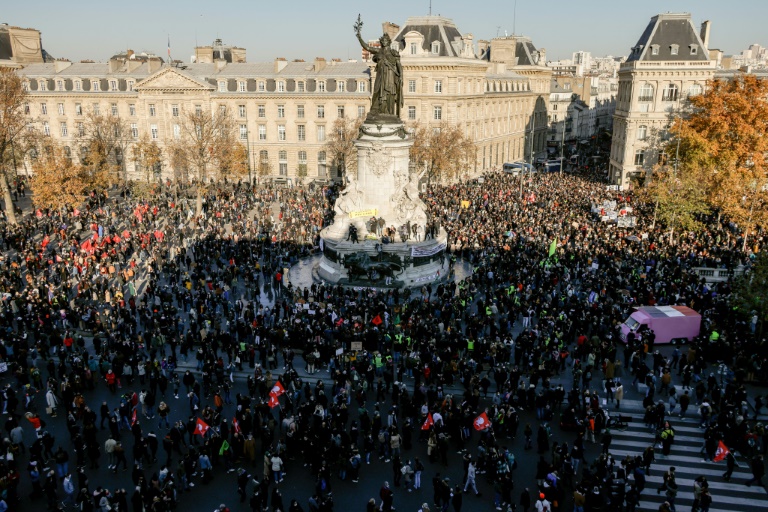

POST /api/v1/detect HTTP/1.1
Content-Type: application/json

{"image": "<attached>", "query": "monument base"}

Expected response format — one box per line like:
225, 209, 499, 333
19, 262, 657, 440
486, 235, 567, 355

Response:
317, 229, 449, 289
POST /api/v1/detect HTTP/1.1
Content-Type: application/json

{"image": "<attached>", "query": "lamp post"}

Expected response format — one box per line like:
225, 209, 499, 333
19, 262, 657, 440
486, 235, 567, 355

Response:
560, 113, 566, 175
520, 111, 536, 198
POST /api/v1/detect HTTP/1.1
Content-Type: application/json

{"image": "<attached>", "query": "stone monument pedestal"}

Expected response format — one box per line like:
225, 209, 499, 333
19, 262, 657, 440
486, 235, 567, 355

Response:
317, 119, 448, 288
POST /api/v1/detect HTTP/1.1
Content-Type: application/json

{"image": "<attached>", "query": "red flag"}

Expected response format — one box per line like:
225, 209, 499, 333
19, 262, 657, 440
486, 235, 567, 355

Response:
55, 255, 62, 263
473, 412, 491, 431
154, 230, 164, 241
41, 235, 50, 248
421, 413, 434, 431
195, 418, 210, 436
131, 409, 138, 426
122, 229, 131, 239
268, 393, 280, 409
232, 417, 241, 434
81, 239, 93, 254
372, 314, 383, 326
714, 440, 730, 462
270, 381, 285, 397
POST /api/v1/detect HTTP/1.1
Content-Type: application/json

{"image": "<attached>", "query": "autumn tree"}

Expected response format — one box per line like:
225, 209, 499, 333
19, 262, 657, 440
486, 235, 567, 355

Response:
167, 106, 248, 214
324, 117, 362, 178
130, 133, 163, 199
0, 68, 33, 224
644, 164, 710, 244
408, 121, 476, 184
673, 74, 768, 250
256, 150, 273, 182
30, 141, 87, 213
77, 110, 132, 189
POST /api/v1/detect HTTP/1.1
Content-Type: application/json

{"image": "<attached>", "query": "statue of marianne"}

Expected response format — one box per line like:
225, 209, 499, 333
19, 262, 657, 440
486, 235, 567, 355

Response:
354, 15, 403, 119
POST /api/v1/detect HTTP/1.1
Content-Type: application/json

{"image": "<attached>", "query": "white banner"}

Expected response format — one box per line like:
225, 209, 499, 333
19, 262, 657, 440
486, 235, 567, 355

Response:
411, 243, 447, 258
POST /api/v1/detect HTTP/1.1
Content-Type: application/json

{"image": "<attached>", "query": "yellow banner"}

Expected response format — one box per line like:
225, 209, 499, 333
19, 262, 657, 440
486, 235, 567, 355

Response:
349, 209, 378, 219
461, 200, 470, 209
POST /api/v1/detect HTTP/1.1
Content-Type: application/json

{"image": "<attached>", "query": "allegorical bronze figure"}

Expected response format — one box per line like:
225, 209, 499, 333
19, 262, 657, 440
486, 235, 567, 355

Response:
354, 15, 403, 120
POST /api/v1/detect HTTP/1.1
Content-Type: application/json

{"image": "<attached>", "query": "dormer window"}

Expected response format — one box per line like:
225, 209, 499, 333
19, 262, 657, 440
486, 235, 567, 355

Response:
690, 44, 698, 55
431, 42, 440, 54
670, 44, 679, 56
219, 81, 226, 92
410, 43, 417, 55
651, 45, 660, 56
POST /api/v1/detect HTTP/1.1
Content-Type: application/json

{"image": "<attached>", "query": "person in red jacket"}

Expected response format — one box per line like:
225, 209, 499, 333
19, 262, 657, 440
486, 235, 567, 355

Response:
105, 369, 117, 393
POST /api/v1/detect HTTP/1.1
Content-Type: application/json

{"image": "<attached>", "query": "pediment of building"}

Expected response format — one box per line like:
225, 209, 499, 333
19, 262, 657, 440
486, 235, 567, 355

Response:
135, 67, 214, 91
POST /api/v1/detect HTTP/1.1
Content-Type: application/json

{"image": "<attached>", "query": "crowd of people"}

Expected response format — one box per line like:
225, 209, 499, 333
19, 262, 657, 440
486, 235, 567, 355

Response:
0, 162, 764, 512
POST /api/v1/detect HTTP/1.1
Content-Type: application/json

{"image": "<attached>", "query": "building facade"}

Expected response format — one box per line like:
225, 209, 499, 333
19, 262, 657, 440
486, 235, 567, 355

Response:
16, 16, 550, 181
609, 13, 716, 189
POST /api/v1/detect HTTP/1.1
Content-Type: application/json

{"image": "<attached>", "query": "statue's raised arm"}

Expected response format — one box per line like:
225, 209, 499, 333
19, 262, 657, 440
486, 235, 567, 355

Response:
354, 15, 374, 54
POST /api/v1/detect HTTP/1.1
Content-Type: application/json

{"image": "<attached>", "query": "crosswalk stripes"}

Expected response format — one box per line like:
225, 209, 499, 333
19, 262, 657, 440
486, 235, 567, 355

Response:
596, 398, 768, 512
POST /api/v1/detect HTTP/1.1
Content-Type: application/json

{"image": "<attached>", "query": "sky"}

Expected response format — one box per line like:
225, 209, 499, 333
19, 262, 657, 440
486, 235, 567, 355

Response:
5, 0, 767, 63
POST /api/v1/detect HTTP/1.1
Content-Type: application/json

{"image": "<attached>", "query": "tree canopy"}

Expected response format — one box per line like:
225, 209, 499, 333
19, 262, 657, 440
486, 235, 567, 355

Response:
408, 121, 476, 184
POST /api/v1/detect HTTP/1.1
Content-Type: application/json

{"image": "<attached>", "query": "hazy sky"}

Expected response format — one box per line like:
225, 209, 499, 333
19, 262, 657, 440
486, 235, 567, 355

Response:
5, 0, 766, 63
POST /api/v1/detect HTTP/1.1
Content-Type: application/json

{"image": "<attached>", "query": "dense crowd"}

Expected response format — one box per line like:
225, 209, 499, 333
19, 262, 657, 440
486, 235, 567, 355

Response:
0, 164, 764, 512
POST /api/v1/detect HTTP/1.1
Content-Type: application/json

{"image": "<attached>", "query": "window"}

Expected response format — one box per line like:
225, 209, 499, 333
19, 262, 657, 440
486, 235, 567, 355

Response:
77, 122, 84, 137
337, 106, 345, 119
258, 81, 265, 92
173, 124, 180, 140
149, 104, 156, 116
278, 81, 285, 92
670, 44, 679, 56
637, 125, 647, 141
151, 124, 158, 140
278, 125, 286, 141
408, 80, 417, 93
279, 150, 287, 176
338, 81, 345, 92
408, 106, 416, 120
259, 150, 269, 165
91, 80, 99, 91
235, 105, 245, 118
111, 103, 118, 116
358, 105, 366, 118
240, 124, 248, 140
110, 80, 117, 91
318, 81, 326, 93
297, 105, 305, 118
57, 103, 65, 115
431, 42, 440, 54
433, 106, 442, 120
56, 80, 63, 91
60, 122, 68, 137
297, 125, 306, 141
41, 103, 48, 115
24, 102, 29, 115
258, 125, 266, 140
239, 81, 246, 92
358, 82, 366, 93
317, 125, 326, 142
129, 104, 136, 116
258, 105, 265, 118
410, 43, 417, 55
688, 84, 703, 97
195, 105, 202, 115
219, 81, 227, 92
128, 81, 134, 91
75, 80, 82, 92
277, 105, 285, 118
39, 80, 47, 91
131, 123, 138, 138
434, 80, 442, 93
298, 81, 305, 93
298, 150, 307, 164
634, 149, 645, 166
690, 45, 698, 55
662, 84, 679, 102
317, 105, 325, 118
318, 151, 327, 176
22, 81, 29, 91
172, 104, 179, 117
638, 84, 654, 102
43, 122, 50, 136
219, 105, 227, 115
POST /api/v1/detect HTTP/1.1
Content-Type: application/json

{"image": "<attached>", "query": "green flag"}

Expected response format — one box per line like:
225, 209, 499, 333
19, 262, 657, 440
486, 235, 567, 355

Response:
219, 440, 230, 455
548, 240, 557, 257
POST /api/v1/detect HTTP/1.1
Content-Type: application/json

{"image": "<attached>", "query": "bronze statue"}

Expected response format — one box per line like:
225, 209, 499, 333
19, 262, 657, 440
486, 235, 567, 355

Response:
354, 15, 403, 120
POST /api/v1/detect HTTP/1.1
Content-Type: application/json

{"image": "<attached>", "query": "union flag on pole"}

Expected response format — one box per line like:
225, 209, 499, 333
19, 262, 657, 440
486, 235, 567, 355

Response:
232, 416, 241, 434
421, 413, 434, 431
195, 418, 210, 436
270, 381, 285, 397
473, 412, 491, 431
713, 440, 730, 462
268, 393, 280, 409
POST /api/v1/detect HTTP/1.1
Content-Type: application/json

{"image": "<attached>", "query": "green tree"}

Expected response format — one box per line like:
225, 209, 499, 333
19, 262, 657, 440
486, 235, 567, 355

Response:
733, 252, 768, 336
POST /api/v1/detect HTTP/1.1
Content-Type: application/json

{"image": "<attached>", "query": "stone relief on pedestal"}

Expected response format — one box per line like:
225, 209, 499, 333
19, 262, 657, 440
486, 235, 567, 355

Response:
367, 143, 392, 177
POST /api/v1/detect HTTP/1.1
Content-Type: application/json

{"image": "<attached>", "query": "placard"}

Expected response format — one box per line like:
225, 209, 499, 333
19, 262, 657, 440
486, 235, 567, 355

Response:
351, 342, 363, 351
349, 209, 378, 219
335, 348, 344, 356
0, 362, 7, 373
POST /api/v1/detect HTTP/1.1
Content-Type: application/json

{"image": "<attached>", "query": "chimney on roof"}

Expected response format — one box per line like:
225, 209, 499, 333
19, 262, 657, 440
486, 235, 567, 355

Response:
314, 57, 326, 72
275, 57, 288, 73
700, 20, 711, 50
382, 22, 399, 41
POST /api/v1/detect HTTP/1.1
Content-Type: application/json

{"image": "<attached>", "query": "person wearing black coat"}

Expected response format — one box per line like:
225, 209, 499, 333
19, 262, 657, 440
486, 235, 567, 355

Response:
451, 486, 463, 512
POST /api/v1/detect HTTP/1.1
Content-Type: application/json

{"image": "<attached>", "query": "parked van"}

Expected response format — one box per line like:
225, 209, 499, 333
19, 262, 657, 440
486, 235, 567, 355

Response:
619, 305, 701, 344
502, 162, 534, 175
